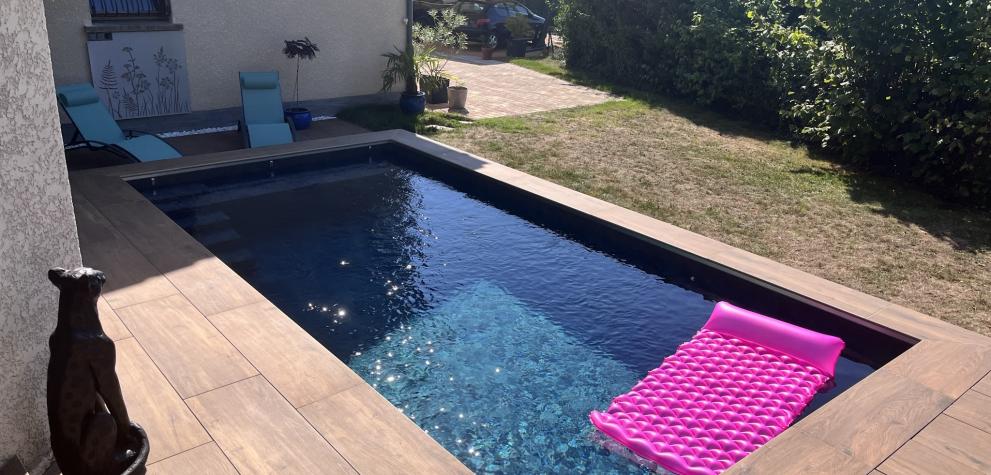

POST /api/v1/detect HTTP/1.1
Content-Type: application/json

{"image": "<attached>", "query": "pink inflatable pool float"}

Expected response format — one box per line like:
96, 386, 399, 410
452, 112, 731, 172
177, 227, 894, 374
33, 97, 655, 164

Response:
590, 302, 844, 475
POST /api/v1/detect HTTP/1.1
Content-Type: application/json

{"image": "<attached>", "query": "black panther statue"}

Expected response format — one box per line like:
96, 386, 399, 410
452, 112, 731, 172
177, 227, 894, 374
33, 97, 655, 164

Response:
47, 267, 148, 475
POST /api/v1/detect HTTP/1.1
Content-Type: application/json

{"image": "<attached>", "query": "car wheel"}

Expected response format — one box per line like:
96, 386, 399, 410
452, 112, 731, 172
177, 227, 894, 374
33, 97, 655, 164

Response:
493, 31, 510, 49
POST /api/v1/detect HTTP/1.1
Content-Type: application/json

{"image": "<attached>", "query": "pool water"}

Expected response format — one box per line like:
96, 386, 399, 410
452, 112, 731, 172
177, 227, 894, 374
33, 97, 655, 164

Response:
142, 158, 874, 474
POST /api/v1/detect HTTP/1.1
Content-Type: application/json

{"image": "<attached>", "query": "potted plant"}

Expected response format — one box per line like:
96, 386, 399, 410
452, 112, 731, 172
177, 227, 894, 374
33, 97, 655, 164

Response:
414, 9, 468, 104
505, 16, 533, 58
448, 78, 468, 113
282, 37, 319, 130
382, 45, 439, 115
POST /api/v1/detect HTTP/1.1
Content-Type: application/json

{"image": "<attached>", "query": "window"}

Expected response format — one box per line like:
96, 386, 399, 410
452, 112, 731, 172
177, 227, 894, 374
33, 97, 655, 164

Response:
457, 2, 485, 16
492, 3, 514, 18
509, 3, 532, 16
89, 0, 171, 21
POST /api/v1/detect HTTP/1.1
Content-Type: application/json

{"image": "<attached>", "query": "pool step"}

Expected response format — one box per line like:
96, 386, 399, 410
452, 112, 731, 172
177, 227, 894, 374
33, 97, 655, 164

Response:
219, 248, 256, 274
168, 209, 256, 274
197, 228, 242, 248
171, 210, 230, 230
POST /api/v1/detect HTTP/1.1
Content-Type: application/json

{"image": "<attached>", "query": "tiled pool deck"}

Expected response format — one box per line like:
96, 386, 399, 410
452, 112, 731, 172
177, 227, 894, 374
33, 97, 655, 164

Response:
70, 131, 991, 474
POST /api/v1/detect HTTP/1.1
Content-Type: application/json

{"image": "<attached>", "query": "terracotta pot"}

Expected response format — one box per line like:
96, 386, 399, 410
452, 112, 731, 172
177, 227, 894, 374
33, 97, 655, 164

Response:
448, 86, 468, 112
481, 46, 495, 60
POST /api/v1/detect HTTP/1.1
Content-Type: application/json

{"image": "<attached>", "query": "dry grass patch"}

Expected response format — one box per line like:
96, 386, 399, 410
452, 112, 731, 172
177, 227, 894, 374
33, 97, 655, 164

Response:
433, 99, 991, 336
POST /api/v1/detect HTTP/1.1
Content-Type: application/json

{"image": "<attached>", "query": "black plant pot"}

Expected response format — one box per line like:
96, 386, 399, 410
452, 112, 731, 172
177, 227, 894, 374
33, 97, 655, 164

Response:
427, 77, 451, 104
120, 423, 150, 475
399, 91, 427, 116
507, 38, 529, 58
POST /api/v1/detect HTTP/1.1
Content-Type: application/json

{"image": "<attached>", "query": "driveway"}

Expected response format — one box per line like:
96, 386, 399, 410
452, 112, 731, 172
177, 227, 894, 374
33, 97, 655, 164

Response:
436, 55, 614, 119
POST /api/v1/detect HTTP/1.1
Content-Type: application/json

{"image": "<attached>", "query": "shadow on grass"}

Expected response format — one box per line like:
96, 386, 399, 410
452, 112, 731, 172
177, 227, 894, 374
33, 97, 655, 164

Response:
508, 57, 788, 143
790, 165, 991, 253
514, 56, 991, 253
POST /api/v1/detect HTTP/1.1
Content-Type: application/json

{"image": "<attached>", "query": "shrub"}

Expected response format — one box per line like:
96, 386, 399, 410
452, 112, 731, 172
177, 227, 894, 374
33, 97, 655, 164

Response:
787, 0, 991, 201
558, 0, 991, 205
560, 0, 796, 123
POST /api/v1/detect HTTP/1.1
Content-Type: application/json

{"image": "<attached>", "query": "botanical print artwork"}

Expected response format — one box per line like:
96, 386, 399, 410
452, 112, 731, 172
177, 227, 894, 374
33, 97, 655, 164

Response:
87, 31, 191, 119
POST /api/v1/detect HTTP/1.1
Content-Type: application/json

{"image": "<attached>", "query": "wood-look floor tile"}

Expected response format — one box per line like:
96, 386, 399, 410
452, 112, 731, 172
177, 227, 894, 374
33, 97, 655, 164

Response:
207, 301, 362, 408
115, 338, 211, 464
187, 376, 356, 475
114, 294, 257, 398
145, 443, 237, 475
300, 383, 470, 474
884, 340, 991, 399
912, 415, 991, 473
70, 173, 148, 207
795, 368, 952, 467
95, 199, 265, 315
868, 305, 990, 345
945, 390, 991, 434
727, 428, 872, 474
74, 193, 178, 308
878, 439, 985, 475
159, 257, 265, 316
973, 373, 991, 396
98, 297, 131, 341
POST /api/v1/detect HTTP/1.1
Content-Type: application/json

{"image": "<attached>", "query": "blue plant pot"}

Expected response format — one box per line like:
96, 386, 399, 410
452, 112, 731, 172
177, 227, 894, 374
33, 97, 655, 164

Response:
399, 91, 427, 116
284, 107, 312, 130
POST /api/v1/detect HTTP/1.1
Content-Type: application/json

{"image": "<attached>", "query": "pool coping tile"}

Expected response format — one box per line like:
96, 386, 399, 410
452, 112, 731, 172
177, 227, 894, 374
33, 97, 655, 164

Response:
71, 129, 991, 475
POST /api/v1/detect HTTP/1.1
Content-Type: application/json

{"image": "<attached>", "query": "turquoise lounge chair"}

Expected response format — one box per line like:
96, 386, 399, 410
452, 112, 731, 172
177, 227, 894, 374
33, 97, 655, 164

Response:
56, 83, 182, 162
238, 72, 295, 148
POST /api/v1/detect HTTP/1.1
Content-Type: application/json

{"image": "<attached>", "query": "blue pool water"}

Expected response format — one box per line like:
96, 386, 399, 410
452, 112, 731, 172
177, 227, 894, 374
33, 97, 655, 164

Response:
142, 157, 875, 474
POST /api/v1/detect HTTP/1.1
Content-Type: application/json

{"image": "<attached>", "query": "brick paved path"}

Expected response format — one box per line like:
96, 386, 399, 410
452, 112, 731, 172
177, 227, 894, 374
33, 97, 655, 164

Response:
435, 55, 614, 119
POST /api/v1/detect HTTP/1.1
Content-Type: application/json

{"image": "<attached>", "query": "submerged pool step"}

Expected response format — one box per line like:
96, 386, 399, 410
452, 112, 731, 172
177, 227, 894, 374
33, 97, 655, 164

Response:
170, 210, 230, 230
196, 228, 242, 248
218, 248, 256, 274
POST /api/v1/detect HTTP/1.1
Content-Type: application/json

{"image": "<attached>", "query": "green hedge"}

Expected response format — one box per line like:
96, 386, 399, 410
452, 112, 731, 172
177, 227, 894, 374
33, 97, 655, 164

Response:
558, 0, 991, 205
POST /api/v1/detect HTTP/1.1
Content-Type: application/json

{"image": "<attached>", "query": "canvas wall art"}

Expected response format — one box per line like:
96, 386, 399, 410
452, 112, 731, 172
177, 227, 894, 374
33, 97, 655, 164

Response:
87, 30, 191, 119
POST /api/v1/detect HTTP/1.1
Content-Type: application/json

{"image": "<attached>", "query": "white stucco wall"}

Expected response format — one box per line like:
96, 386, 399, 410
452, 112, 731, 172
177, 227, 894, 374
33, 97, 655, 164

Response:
45, 0, 406, 113
0, 0, 83, 471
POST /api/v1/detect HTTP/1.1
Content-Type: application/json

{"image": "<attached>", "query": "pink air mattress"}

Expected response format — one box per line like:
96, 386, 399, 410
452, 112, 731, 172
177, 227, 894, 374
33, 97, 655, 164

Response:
590, 302, 844, 475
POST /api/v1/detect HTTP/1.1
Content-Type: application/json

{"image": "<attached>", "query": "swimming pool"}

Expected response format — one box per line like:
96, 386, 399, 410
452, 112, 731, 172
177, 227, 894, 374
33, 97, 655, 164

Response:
133, 144, 905, 474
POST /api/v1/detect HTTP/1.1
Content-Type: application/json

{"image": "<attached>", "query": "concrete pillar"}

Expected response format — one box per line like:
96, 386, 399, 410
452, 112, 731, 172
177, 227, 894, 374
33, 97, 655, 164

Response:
0, 0, 83, 471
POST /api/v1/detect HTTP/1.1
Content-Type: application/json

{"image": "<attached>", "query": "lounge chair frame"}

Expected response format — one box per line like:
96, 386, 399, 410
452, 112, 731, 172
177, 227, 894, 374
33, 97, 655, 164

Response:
57, 99, 182, 164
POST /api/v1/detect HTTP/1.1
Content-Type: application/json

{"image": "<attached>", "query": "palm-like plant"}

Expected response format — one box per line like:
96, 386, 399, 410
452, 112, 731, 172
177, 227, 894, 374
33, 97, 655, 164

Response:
381, 46, 441, 94
282, 37, 319, 106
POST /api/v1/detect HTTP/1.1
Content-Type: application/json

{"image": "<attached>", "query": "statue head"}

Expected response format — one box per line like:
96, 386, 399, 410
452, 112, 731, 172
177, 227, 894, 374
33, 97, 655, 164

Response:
49, 267, 107, 331
48, 267, 107, 297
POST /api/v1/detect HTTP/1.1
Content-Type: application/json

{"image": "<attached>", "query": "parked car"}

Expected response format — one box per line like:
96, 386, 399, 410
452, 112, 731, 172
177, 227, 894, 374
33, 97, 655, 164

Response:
452, 1, 546, 48
412, 0, 458, 25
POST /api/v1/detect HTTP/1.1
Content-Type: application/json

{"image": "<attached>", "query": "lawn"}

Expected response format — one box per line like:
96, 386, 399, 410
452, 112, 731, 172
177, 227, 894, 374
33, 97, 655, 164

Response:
343, 58, 991, 337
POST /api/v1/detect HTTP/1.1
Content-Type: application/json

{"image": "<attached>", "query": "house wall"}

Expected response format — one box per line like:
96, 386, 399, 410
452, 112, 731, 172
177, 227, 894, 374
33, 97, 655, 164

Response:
45, 0, 406, 115
0, 0, 83, 471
